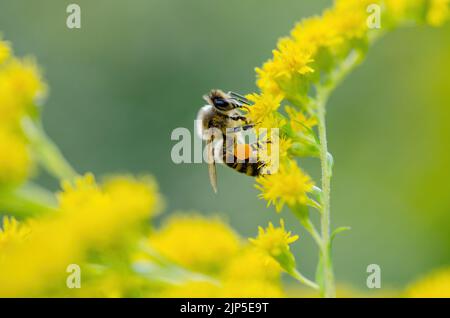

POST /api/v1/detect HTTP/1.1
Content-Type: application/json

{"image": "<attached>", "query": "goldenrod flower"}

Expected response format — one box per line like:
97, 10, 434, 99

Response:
256, 160, 314, 212
286, 106, 317, 134
221, 247, 285, 297
383, 0, 450, 26
0, 44, 46, 186
68, 270, 146, 298
384, 0, 424, 24
221, 247, 282, 282
427, 0, 450, 26
222, 279, 284, 298
405, 268, 450, 297
331, 3, 368, 41
0, 58, 46, 116
291, 15, 342, 54
272, 37, 315, 79
245, 92, 283, 125
0, 40, 11, 64
0, 173, 161, 297
157, 274, 284, 298
256, 64, 284, 97
0, 217, 31, 252
0, 128, 33, 185
249, 219, 298, 273
256, 38, 314, 100
155, 246, 285, 298
157, 281, 221, 298
148, 214, 241, 273
157, 246, 285, 298
102, 174, 162, 219
257, 134, 292, 175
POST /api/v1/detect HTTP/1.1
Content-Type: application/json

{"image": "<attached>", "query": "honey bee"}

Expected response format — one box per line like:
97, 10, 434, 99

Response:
197, 89, 266, 193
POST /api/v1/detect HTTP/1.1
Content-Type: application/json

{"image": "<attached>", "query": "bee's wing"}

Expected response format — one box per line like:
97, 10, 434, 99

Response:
207, 137, 218, 193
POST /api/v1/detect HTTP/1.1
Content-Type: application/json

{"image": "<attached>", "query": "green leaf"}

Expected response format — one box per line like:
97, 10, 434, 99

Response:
291, 204, 309, 225
311, 186, 323, 204
326, 152, 334, 177
330, 226, 351, 247
0, 183, 56, 217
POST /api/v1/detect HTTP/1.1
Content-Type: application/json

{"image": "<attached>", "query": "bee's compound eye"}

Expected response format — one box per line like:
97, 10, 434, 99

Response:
213, 98, 227, 108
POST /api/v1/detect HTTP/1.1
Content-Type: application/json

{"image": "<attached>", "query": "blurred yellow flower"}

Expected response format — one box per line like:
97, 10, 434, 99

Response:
384, 0, 423, 23
102, 174, 162, 219
405, 268, 450, 298
0, 58, 46, 116
147, 214, 285, 298
222, 247, 282, 283
0, 173, 161, 297
291, 14, 342, 54
256, 160, 314, 212
332, 3, 368, 41
427, 0, 450, 26
0, 42, 47, 187
157, 246, 285, 298
0, 128, 33, 185
149, 214, 241, 273
222, 279, 284, 298
158, 281, 221, 298
0, 217, 31, 252
0, 40, 11, 64
158, 275, 284, 298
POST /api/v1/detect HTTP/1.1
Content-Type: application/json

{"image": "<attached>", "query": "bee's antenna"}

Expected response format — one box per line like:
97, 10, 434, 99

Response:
228, 91, 251, 106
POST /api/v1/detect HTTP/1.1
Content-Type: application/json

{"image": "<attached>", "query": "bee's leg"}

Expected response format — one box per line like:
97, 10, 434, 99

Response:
230, 124, 255, 133
229, 115, 248, 122
250, 140, 268, 151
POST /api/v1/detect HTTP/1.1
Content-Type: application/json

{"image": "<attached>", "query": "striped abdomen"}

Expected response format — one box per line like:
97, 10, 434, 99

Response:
223, 157, 263, 177
220, 133, 265, 177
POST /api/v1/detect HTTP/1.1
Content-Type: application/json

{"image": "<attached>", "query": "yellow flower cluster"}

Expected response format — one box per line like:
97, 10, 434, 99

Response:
256, 0, 371, 103
0, 38, 46, 185
427, 0, 450, 26
384, 0, 450, 26
256, 160, 314, 212
149, 214, 241, 273
0, 173, 161, 297
0, 217, 30, 255
248, 0, 449, 213
249, 219, 298, 273
147, 214, 284, 297
0, 40, 11, 64
405, 268, 450, 298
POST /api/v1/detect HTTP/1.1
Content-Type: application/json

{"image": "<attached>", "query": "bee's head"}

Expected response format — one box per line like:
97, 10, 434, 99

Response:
203, 89, 239, 112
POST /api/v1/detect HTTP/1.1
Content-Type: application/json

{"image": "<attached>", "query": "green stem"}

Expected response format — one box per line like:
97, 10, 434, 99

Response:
0, 183, 57, 217
316, 91, 336, 298
290, 269, 319, 290
137, 243, 220, 285
22, 118, 78, 181
312, 50, 365, 298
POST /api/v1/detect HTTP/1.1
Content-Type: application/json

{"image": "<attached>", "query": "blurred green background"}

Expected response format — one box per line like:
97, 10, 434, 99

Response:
1, 0, 449, 292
